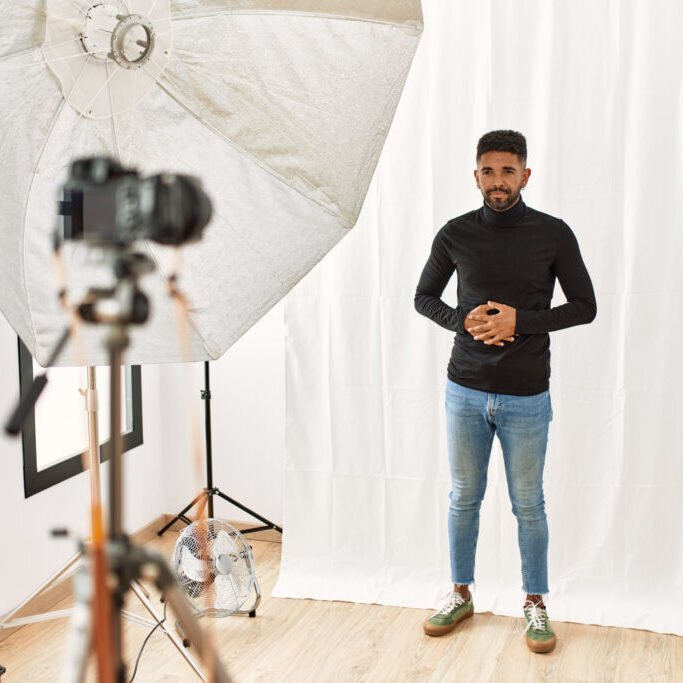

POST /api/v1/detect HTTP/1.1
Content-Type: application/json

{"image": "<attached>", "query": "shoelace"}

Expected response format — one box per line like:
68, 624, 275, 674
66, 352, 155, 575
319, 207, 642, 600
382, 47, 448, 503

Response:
434, 591, 466, 616
523, 602, 547, 633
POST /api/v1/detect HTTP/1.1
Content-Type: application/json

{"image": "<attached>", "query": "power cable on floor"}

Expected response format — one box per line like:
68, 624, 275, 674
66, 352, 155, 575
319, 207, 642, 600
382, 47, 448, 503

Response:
128, 601, 167, 683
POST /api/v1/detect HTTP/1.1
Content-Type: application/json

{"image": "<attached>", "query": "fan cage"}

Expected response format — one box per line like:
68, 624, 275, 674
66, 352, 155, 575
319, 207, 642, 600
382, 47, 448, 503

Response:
172, 518, 256, 618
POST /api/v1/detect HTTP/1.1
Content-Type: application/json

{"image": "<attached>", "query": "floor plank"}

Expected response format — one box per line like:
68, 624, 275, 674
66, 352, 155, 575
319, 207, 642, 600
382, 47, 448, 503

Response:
614, 626, 678, 682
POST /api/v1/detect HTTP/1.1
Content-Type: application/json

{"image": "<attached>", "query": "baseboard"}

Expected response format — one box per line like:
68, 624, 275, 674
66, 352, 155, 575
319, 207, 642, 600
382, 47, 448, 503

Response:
0, 513, 280, 644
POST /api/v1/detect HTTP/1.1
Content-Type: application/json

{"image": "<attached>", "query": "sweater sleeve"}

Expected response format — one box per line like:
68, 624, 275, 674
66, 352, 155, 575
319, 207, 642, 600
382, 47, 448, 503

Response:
414, 225, 468, 333
515, 221, 597, 334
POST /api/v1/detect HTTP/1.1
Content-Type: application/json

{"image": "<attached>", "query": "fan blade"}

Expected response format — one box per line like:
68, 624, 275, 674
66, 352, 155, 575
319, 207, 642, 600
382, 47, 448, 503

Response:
179, 545, 209, 583
212, 529, 238, 559
214, 575, 240, 612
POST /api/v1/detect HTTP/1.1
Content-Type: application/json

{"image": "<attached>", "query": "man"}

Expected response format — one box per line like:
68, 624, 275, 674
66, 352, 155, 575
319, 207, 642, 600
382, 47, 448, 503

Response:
414, 130, 596, 653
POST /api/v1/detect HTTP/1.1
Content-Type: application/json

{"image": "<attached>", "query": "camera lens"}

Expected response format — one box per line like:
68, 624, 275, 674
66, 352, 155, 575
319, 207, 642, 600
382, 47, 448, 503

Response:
147, 174, 212, 246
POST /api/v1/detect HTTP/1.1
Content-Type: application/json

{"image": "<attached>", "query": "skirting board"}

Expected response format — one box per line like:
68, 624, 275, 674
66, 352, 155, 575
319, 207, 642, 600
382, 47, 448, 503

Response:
0, 514, 281, 643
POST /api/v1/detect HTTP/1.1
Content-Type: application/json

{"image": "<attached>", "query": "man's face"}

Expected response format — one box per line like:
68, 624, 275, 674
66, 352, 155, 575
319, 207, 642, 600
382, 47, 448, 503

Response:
474, 151, 531, 212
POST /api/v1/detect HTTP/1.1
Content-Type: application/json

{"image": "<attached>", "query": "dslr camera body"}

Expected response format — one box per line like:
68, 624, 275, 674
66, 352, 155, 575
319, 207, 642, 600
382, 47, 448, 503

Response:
59, 157, 212, 247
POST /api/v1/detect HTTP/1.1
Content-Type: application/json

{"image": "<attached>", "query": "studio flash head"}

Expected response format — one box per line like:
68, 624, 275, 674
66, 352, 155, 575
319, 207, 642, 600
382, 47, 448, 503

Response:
58, 156, 213, 247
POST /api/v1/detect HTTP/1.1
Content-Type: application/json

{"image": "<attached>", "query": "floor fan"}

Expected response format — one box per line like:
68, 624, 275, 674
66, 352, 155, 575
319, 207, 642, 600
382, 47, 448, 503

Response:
173, 519, 259, 618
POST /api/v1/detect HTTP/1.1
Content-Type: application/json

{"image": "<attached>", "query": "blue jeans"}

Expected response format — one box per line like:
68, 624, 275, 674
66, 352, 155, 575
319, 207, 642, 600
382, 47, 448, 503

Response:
445, 379, 553, 595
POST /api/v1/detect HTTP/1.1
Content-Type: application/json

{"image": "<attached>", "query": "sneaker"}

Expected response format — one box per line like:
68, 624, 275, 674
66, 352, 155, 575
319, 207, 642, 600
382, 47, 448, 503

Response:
423, 590, 474, 636
523, 601, 556, 653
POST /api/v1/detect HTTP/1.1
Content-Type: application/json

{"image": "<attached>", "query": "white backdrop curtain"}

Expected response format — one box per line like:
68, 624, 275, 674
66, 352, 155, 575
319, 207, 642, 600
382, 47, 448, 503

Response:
272, 0, 683, 635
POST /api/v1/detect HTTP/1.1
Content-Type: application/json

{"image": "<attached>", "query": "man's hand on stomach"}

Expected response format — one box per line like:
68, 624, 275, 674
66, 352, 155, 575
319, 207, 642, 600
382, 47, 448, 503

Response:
466, 301, 518, 347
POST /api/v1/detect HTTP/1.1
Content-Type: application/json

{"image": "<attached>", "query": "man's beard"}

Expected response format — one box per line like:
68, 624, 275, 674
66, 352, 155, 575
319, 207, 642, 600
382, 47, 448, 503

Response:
484, 185, 522, 211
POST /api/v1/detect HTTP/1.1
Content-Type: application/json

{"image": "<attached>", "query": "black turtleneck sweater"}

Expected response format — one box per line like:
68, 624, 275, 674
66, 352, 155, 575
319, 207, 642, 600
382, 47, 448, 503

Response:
414, 199, 596, 395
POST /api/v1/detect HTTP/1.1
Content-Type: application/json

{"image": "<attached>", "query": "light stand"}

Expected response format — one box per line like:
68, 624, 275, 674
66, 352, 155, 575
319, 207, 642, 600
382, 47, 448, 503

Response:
158, 361, 283, 537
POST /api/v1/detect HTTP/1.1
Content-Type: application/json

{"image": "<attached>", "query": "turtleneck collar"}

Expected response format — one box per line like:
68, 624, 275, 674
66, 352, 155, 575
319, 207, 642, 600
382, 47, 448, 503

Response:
480, 197, 527, 226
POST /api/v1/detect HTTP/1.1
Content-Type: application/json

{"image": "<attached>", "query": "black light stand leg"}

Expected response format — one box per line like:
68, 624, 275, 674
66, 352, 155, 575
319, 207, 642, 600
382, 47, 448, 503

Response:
158, 361, 283, 538
203, 362, 215, 519
213, 490, 283, 534
157, 491, 208, 536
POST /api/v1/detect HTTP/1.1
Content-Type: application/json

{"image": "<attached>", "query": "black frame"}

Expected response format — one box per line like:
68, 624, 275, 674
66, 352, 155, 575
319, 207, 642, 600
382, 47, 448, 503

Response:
18, 338, 143, 498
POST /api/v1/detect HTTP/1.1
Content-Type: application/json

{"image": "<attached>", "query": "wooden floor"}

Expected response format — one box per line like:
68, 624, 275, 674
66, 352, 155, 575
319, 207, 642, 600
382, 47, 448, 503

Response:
1, 529, 681, 682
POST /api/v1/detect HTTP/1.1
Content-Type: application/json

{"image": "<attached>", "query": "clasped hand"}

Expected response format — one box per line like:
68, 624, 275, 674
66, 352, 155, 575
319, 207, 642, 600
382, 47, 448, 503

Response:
465, 300, 517, 347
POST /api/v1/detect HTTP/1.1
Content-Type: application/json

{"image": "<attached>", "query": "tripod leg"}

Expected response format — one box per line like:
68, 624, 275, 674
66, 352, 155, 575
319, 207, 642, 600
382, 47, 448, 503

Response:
213, 490, 283, 534
59, 561, 91, 683
129, 582, 206, 681
0, 553, 81, 631
158, 491, 207, 536
131, 579, 150, 601
162, 583, 232, 683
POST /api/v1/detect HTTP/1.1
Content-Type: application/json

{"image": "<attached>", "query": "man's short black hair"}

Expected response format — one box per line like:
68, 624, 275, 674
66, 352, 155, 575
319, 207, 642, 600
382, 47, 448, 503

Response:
476, 130, 527, 162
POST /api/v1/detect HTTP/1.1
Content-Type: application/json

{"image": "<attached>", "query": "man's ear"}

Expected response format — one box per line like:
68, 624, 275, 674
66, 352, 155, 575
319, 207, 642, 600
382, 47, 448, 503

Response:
473, 169, 480, 188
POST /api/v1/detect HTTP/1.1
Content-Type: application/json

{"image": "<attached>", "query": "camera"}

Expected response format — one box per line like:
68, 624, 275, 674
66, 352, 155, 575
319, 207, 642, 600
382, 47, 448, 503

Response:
58, 157, 212, 247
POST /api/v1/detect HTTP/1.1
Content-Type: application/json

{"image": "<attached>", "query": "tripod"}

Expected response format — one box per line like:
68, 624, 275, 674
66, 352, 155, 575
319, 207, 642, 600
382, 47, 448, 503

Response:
92, 250, 231, 682
158, 361, 283, 537
2, 367, 206, 678
4, 249, 232, 681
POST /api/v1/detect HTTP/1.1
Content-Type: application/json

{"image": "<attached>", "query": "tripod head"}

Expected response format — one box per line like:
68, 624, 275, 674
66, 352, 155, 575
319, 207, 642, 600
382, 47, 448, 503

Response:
77, 249, 155, 328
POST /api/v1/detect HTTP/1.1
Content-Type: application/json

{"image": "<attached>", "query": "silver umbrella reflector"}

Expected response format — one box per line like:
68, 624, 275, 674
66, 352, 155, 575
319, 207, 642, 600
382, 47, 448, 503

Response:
0, 0, 422, 365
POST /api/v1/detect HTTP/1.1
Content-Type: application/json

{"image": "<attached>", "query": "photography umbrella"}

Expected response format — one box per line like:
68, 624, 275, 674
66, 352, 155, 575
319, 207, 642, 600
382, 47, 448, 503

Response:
0, 0, 422, 366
